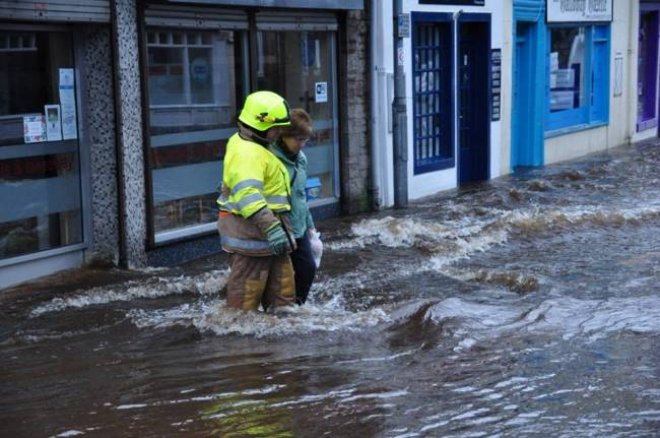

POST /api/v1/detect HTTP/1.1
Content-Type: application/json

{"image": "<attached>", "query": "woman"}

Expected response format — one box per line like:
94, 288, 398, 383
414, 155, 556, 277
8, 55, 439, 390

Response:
269, 108, 317, 305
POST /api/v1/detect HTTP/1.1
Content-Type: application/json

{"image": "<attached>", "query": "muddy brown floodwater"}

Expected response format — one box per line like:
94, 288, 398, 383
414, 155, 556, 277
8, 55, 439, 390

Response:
2, 141, 660, 437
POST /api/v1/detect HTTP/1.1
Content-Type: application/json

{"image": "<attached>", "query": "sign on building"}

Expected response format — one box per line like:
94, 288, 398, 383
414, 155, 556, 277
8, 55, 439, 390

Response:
547, 0, 612, 23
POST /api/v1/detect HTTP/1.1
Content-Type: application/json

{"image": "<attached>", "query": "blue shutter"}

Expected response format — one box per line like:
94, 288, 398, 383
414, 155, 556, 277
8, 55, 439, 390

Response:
513, 0, 545, 22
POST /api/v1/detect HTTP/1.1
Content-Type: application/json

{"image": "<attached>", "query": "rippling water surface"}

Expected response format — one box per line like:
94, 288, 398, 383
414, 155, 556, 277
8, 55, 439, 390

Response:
3, 143, 660, 437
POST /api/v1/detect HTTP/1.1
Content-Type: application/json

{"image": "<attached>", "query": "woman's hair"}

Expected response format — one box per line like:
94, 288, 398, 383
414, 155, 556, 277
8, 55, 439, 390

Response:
284, 108, 313, 138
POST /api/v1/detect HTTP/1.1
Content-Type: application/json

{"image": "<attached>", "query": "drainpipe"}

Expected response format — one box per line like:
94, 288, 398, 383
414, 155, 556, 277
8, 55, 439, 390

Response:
393, 0, 408, 208
626, 0, 638, 145
369, 0, 383, 210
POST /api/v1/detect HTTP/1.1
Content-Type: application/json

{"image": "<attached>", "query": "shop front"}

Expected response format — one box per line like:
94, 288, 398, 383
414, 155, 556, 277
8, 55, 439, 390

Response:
141, 3, 349, 247
512, 0, 614, 167
638, 1, 660, 134
403, 0, 505, 200
0, 2, 112, 288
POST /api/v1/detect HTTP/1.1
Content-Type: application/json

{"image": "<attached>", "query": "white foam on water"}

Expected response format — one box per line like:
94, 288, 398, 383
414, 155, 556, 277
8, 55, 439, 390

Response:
127, 292, 390, 338
328, 204, 660, 279
194, 300, 389, 338
115, 404, 148, 410
31, 269, 230, 316
51, 431, 85, 438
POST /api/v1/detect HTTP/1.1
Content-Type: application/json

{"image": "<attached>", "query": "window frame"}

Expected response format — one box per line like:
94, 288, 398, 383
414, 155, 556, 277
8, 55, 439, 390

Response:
545, 23, 610, 135
411, 12, 455, 175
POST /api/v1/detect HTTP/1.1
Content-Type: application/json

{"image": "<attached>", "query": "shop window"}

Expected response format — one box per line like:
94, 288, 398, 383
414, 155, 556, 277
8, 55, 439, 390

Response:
546, 24, 610, 133
637, 10, 659, 131
256, 30, 338, 200
145, 29, 246, 242
411, 14, 454, 175
0, 30, 83, 261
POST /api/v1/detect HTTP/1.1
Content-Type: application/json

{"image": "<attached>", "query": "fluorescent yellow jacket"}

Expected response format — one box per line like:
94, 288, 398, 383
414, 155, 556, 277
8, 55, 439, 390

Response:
217, 133, 292, 218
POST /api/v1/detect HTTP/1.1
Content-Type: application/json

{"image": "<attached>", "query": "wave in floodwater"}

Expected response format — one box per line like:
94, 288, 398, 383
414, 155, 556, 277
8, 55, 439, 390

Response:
332, 203, 660, 252
326, 204, 660, 280
30, 269, 230, 317
409, 295, 660, 350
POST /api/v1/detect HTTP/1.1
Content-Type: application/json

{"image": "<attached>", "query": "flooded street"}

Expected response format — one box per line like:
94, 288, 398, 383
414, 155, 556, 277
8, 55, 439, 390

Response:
3, 142, 660, 437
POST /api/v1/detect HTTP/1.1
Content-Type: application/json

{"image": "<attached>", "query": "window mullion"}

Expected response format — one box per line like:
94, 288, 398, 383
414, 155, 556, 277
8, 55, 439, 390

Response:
183, 45, 191, 105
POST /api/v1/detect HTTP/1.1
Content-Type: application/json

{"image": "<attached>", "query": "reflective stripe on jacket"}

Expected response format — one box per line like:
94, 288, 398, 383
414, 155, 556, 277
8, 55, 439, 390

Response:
217, 211, 296, 256
217, 133, 292, 218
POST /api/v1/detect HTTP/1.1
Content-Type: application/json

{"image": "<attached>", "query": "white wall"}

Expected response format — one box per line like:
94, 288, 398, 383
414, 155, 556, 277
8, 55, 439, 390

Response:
371, 0, 395, 208
545, 0, 639, 164
501, 0, 513, 176
400, 0, 506, 200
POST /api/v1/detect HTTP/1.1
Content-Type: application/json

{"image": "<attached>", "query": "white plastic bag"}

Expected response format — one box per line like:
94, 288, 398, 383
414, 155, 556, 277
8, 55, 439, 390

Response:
309, 230, 323, 268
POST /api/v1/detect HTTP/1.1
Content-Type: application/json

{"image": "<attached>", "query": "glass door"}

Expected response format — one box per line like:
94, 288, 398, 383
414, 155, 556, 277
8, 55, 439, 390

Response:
0, 30, 83, 261
256, 29, 339, 201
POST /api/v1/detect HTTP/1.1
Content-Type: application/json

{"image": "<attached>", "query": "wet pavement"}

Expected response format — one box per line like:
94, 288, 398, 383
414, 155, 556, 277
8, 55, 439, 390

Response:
2, 141, 660, 437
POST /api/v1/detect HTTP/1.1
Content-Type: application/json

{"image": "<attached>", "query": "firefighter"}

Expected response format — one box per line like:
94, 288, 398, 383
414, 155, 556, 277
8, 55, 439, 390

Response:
217, 91, 296, 311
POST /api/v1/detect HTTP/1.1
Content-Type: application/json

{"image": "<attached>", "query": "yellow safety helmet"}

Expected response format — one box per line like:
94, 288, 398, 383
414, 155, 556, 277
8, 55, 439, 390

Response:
238, 91, 291, 132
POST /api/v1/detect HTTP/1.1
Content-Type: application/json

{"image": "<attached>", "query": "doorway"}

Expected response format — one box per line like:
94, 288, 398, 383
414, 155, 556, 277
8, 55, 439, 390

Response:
458, 16, 490, 184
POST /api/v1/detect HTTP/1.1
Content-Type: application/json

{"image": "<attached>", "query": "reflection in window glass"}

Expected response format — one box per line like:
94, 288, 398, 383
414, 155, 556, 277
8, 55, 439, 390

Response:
549, 27, 586, 113
638, 11, 659, 123
148, 47, 185, 105
257, 31, 337, 200
145, 29, 244, 239
0, 31, 83, 260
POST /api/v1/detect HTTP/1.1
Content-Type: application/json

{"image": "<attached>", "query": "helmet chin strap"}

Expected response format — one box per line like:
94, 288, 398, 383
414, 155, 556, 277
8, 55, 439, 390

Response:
238, 122, 270, 147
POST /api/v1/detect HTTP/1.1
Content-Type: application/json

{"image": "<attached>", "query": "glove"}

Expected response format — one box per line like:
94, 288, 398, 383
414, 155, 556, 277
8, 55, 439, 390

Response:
266, 224, 291, 255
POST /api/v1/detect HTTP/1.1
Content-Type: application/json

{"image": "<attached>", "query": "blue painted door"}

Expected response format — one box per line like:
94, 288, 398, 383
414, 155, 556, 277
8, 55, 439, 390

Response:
458, 18, 490, 184
512, 20, 544, 168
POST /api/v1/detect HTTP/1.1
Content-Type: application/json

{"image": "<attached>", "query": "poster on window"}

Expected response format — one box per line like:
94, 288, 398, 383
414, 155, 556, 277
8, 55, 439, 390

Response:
23, 115, 46, 144
59, 68, 78, 140
45, 105, 63, 142
547, 0, 612, 23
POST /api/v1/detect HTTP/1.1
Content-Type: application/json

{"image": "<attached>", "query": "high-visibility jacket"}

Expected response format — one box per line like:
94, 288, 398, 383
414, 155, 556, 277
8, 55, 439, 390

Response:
218, 133, 291, 218
217, 133, 294, 256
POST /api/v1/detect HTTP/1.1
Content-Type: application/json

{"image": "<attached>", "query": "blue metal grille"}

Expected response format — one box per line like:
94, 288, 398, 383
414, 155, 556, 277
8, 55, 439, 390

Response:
412, 14, 454, 175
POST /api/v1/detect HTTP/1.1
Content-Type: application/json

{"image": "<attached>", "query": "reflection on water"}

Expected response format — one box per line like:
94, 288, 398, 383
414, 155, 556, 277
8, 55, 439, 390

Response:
3, 143, 660, 437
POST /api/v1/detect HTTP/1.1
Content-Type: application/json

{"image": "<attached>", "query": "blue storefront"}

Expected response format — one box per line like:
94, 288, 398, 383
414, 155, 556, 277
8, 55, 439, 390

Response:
512, 0, 612, 169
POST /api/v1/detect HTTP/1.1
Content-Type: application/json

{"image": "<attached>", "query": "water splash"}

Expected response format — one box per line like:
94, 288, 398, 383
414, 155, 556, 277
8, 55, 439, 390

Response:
31, 269, 230, 316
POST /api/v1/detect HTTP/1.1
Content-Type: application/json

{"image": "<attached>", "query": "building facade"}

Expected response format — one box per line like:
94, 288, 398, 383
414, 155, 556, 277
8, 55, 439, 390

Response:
1, 0, 657, 288
0, 0, 368, 288
372, 0, 510, 205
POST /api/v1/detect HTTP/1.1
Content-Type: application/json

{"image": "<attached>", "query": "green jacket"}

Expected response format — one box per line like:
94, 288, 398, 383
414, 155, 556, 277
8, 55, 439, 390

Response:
269, 141, 315, 239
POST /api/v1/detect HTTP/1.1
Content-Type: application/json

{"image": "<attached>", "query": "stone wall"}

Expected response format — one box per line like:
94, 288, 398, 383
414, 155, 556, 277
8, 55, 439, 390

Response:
80, 25, 120, 266
112, 0, 147, 267
340, 7, 372, 215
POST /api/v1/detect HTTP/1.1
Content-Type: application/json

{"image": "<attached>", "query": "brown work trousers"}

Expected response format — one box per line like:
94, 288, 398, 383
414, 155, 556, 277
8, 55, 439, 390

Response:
226, 253, 295, 311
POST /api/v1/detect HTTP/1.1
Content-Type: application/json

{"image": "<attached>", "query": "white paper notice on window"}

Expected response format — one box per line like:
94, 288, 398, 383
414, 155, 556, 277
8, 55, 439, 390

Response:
59, 68, 78, 140
23, 115, 46, 143
550, 52, 559, 72
315, 82, 328, 103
